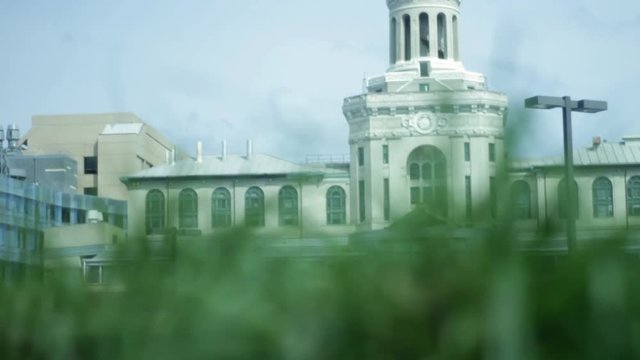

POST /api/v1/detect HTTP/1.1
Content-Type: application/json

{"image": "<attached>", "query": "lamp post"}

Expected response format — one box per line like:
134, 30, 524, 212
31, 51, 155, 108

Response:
524, 96, 607, 252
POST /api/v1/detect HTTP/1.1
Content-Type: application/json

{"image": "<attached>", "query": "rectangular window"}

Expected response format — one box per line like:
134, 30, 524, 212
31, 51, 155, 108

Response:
490, 176, 497, 218
382, 145, 389, 164
384, 178, 390, 221
489, 143, 496, 162
465, 176, 472, 218
410, 186, 420, 205
358, 147, 365, 167
464, 142, 470, 162
359, 180, 365, 223
84, 187, 98, 196
84, 156, 98, 174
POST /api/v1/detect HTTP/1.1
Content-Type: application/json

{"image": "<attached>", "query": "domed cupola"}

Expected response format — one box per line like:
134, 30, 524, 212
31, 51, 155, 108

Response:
387, 0, 462, 73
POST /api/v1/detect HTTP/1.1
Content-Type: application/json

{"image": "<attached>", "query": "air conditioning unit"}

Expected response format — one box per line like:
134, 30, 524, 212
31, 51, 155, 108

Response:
87, 210, 104, 224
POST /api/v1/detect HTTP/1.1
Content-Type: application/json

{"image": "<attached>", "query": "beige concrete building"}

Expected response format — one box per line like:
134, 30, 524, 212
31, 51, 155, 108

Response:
21, 113, 188, 201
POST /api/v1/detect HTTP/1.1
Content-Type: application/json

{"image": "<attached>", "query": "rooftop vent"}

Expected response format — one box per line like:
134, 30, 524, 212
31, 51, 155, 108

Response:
6, 124, 20, 150
623, 136, 640, 146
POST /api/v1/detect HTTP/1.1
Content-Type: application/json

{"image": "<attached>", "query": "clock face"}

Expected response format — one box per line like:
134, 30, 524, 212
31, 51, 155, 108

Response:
417, 115, 432, 130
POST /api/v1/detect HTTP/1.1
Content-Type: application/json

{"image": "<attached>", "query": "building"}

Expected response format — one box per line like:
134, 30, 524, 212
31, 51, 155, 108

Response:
0, 127, 127, 281
21, 113, 189, 201
121, 142, 353, 242
121, 0, 508, 243
343, 0, 507, 230
509, 136, 640, 239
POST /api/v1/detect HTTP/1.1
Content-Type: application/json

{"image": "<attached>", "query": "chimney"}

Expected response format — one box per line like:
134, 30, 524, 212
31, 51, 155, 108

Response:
197, 141, 203, 163
593, 136, 602, 148
221, 140, 227, 161
246, 139, 253, 159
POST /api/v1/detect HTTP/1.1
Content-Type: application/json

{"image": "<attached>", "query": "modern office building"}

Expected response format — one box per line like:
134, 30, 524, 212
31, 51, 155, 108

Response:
21, 113, 189, 201
0, 127, 127, 281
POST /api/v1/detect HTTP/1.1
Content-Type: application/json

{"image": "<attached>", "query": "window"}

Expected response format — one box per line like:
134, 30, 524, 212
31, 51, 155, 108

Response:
510, 180, 532, 220
390, 18, 397, 64
403, 14, 411, 61
437, 13, 447, 59
409, 163, 420, 180
464, 142, 470, 162
212, 188, 232, 228
84, 187, 98, 196
358, 147, 364, 167
489, 143, 496, 162
490, 177, 497, 218
84, 156, 97, 174
410, 186, 420, 205
419, 13, 430, 56
627, 176, 640, 216
592, 177, 613, 218
179, 188, 198, 229
245, 187, 265, 227
465, 176, 472, 218
359, 180, 366, 223
407, 146, 448, 217
419, 83, 430, 92
382, 145, 389, 164
279, 186, 299, 226
384, 178, 390, 221
145, 190, 165, 234
558, 178, 579, 219
326, 186, 346, 225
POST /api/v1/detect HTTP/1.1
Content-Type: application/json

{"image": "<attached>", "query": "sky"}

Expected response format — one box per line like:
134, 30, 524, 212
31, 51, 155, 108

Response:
1, 0, 639, 161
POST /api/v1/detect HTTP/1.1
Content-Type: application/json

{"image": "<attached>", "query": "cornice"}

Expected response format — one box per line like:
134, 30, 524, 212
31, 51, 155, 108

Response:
386, 0, 461, 10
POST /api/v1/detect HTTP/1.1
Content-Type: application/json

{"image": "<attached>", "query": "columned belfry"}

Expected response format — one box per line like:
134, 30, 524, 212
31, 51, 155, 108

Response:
343, 0, 509, 230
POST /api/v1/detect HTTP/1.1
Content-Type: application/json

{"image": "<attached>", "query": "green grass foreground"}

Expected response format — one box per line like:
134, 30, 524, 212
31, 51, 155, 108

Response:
2, 229, 640, 359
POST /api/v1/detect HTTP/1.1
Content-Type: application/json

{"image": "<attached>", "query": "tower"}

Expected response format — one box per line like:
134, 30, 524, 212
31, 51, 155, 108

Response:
343, 0, 508, 230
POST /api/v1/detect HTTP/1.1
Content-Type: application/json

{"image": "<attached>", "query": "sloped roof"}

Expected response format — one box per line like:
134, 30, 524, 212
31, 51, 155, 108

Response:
123, 153, 347, 180
511, 141, 640, 169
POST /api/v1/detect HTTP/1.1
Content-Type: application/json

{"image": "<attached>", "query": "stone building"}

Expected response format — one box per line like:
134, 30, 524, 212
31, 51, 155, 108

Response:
122, 0, 508, 242
343, 0, 507, 230
121, 143, 353, 241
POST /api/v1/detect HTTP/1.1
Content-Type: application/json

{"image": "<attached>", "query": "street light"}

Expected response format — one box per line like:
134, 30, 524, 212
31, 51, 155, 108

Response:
524, 95, 607, 252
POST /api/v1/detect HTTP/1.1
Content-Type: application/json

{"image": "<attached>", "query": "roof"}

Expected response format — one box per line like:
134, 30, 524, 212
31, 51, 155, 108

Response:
101, 123, 144, 135
512, 141, 640, 169
123, 153, 348, 180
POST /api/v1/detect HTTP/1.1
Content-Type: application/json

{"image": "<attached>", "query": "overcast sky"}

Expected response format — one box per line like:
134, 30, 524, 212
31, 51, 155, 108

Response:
1, 0, 639, 161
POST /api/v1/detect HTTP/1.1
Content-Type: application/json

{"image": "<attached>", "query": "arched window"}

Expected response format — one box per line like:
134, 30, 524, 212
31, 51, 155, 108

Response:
510, 180, 531, 220
592, 177, 613, 218
419, 13, 430, 57
437, 13, 447, 59
179, 188, 198, 229
245, 187, 265, 227
558, 178, 579, 219
403, 14, 411, 61
327, 186, 346, 225
279, 186, 299, 226
145, 189, 165, 234
627, 176, 640, 216
212, 188, 232, 228
407, 146, 447, 216
409, 163, 420, 180
452, 15, 459, 60
390, 17, 397, 64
